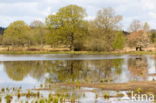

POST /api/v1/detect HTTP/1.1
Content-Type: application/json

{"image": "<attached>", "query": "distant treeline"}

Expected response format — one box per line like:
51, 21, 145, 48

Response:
0, 5, 156, 51
0, 27, 5, 35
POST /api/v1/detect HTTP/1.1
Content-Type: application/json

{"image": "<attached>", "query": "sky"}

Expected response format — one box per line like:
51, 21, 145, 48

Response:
0, 0, 156, 30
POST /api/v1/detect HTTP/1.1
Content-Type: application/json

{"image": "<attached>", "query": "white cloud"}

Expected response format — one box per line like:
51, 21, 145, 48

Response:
85, 16, 95, 21
0, 0, 156, 29
149, 12, 156, 19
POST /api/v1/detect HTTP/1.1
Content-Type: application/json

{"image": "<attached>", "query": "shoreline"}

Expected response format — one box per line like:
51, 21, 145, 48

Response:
34, 81, 156, 93
0, 51, 155, 55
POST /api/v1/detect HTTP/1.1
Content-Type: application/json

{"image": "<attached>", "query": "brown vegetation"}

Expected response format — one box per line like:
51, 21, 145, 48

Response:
35, 81, 156, 93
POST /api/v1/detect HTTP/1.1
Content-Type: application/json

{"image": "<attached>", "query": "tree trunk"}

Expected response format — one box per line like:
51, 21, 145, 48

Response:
139, 47, 142, 51
69, 33, 74, 51
7, 46, 10, 51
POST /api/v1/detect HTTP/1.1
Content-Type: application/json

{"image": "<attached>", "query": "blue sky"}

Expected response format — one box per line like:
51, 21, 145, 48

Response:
0, 0, 156, 30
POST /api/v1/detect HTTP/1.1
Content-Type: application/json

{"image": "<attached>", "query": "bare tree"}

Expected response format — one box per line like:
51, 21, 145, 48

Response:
30, 20, 44, 28
128, 20, 142, 32
86, 8, 124, 51
95, 8, 122, 31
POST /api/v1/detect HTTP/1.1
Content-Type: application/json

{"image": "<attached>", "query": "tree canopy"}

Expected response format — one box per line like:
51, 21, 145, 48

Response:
46, 5, 88, 50
3, 20, 31, 46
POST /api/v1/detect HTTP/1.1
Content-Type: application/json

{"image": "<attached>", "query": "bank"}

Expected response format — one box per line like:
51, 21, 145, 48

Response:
0, 50, 155, 55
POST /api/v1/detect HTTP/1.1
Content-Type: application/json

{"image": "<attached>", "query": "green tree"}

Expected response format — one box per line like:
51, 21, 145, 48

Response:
45, 14, 63, 47
46, 5, 87, 50
151, 33, 156, 43
30, 20, 47, 47
112, 31, 125, 50
3, 21, 31, 47
150, 30, 156, 43
0, 35, 3, 45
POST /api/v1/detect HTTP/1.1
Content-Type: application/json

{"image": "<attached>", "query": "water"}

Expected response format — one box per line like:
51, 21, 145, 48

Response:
0, 54, 155, 103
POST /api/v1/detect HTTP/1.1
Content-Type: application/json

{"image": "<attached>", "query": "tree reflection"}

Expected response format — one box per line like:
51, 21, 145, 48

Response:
128, 57, 148, 81
3, 59, 123, 83
4, 61, 32, 81
86, 59, 123, 82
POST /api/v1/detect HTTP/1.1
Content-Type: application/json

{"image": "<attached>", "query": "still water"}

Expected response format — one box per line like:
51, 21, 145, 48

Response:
0, 54, 155, 103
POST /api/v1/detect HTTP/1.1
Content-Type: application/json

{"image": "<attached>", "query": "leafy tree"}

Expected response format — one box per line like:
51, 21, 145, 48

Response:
112, 31, 125, 50
45, 15, 63, 47
30, 20, 47, 47
0, 35, 3, 45
46, 5, 87, 50
151, 33, 156, 43
150, 30, 156, 44
3, 21, 31, 47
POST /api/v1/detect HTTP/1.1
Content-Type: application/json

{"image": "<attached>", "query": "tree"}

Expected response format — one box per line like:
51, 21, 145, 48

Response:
3, 21, 31, 47
143, 22, 150, 32
86, 8, 124, 51
127, 30, 150, 51
0, 35, 3, 45
128, 21, 151, 51
150, 30, 156, 43
30, 20, 44, 28
128, 20, 142, 32
30, 20, 46, 47
95, 8, 122, 31
45, 14, 64, 47
112, 31, 125, 50
46, 5, 87, 50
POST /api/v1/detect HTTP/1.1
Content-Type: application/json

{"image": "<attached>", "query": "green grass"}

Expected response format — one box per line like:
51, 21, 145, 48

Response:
0, 50, 155, 55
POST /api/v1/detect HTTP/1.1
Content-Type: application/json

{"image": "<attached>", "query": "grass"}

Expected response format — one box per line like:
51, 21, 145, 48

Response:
0, 50, 155, 55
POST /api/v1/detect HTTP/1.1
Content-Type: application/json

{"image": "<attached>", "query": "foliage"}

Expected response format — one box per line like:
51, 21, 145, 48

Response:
150, 32, 156, 43
127, 30, 150, 50
30, 20, 47, 46
0, 5, 154, 51
3, 21, 31, 46
46, 5, 88, 50
112, 31, 125, 50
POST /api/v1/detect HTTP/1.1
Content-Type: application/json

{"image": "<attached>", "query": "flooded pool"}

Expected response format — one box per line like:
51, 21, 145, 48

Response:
0, 54, 155, 103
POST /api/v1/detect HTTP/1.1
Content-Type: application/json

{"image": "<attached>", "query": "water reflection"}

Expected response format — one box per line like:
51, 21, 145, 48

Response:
128, 56, 148, 81
3, 60, 124, 83
0, 54, 155, 88
0, 54, 155, 103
